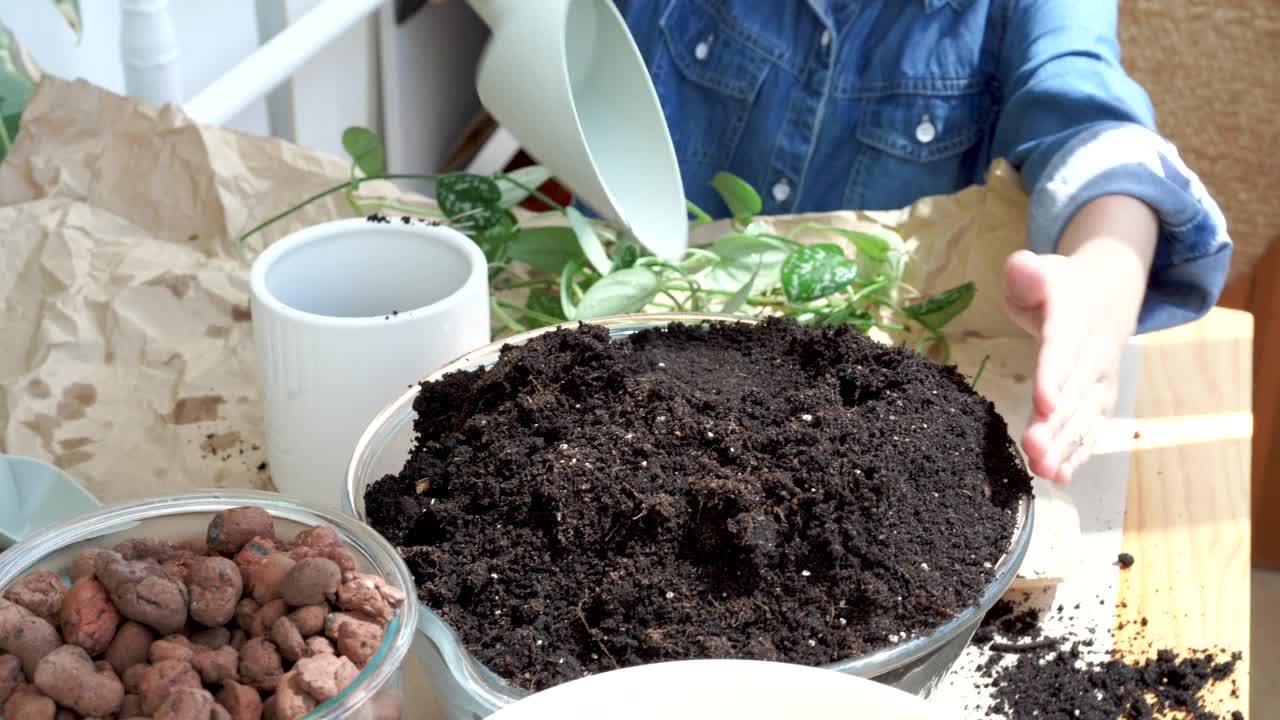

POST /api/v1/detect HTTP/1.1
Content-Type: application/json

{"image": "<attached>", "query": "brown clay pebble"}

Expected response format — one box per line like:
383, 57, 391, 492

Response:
154, 686, 222, 720
238, 638, 283, 692
294, 653, 359, 702
141, 659, 202, 715
288, 606, 326, 638
364, 320, 1033, 690
188, 557, 244, 627
192, 626, 232, 649
232, 538, 279, 593
270, 617, 305, 663
106, 622, 156, 675
336, 574, 393, 624
94, 551, 188, 635
0, 598, 63, 677
271, 671, 315, 720
151, 634, 196, 664
216, 680, 262, 720
192, 646, 239, 686
230, 629, 248, 652
178, 537, 211, 556
115, 538, 179, 563
249, 555, 295, 605
0, 653, 23, 703
122, 662, 150, 693
208, 508, 275, 556
69, 549, 103, 583
304, 636, 334, 657
3, 685, 56, 720
1116, 552, 1136, 569
234, 598, 260, 632
280, 558, 340, 607
291, 545, 359, 574
336, 618, 383, 666
250, 599, 289, 639
291, 527, 340, 550
3, 571, 66, 624
120, 692, 145, 717
58, 577, 121, 655
33, 645, 125, 717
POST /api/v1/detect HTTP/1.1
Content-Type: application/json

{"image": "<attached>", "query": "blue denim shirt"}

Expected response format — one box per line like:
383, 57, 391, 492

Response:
614, 0, 1232, 333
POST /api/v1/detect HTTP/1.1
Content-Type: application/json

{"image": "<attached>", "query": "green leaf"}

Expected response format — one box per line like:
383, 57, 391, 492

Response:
902, 282, 976, 332
525, 288, 567, 328
566, 206, 611, 275
496, 165, 553, 208
473, 210, 518, 260
697, 233, 789, 293
611, 240, 640, 271
560, 259, 582, 320
53, 0, 82, 40
341, 127, 386, 177
437, 173, 502, 222
780, 244, 859, 303
575, 268, 660, 319
791, 223, 906, 281
506, 227, 583, 275
720, 260, 759, 314
710, 171, 762, 222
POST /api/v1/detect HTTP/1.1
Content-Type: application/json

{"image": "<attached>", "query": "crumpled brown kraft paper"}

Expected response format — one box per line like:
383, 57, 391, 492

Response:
0, 77, 1072, 581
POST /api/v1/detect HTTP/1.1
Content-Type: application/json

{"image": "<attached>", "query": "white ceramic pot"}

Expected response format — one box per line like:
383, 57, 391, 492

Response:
250, 218, 489, 509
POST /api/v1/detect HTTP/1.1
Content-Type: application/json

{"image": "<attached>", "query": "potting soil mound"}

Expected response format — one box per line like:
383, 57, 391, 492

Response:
365, 319, 1032, 690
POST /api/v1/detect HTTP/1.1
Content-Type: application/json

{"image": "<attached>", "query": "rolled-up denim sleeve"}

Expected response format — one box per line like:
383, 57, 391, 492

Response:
991, 0, 1232, 333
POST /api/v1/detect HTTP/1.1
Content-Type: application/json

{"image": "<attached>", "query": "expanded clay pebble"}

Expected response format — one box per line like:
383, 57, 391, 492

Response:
2, 571, 65, 625
0, 505, 405, 719
57, 577, 120, 655
33, 644, 125, 717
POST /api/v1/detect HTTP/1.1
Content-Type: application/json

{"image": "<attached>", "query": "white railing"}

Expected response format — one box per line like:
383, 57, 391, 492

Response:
121, 0, 386, 127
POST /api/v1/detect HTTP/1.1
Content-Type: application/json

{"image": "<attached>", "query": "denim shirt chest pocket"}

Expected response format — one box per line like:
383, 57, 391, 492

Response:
654, 1, 774, 171
844, 88, 990, 210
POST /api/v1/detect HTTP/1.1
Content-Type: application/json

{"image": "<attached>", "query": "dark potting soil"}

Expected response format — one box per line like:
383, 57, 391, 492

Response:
988, 642, 1242, 719
364, 319, 1032, 690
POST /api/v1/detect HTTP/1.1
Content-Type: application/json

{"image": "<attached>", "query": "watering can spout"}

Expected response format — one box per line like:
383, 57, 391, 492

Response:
463, 0, 689, 260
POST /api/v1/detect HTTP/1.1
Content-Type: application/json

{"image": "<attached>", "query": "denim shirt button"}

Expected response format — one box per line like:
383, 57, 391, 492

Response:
915, 115, 937, 144
820, 29, 832, 48
771, 178, 792, 203
694, 35, 714, 61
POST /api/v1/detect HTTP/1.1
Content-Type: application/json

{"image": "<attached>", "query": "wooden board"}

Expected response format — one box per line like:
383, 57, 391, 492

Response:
1116, 307, 1253, 713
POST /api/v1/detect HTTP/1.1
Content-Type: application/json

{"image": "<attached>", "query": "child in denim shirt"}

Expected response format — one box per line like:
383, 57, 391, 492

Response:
616, 0, 1232, 483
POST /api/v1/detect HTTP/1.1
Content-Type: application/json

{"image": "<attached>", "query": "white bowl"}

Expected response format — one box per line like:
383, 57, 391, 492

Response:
487, 659, 937, 719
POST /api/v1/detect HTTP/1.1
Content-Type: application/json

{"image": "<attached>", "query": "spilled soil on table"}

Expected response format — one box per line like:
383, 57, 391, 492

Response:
365, 319, 1032, 690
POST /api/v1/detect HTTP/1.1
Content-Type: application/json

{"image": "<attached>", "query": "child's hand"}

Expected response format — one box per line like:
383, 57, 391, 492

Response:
1001, 195, 1158, 483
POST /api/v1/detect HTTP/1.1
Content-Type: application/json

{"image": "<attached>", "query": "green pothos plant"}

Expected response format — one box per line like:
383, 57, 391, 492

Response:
237, 127, 977, 362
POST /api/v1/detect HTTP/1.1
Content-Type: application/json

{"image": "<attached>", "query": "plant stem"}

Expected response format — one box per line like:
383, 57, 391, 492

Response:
496, 172, 566, 213
686, 200, 713, 224
235, 180, 353, 261
972, 355, 990, 387
495, 299, 562, 326
658, 289, 686, 311
489, 297, 527, 334
494, 278, 559, 291
0, 119, 11, 156
351, 197, 444, 217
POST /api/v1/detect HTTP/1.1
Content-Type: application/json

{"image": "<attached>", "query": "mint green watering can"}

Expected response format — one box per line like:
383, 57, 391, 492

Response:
467, 0, 689, 260
0, 454, 102, 549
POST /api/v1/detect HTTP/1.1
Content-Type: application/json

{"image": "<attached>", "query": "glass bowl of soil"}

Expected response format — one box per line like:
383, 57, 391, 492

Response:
345, 314, 1034, 719
0, 489, 419, 719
